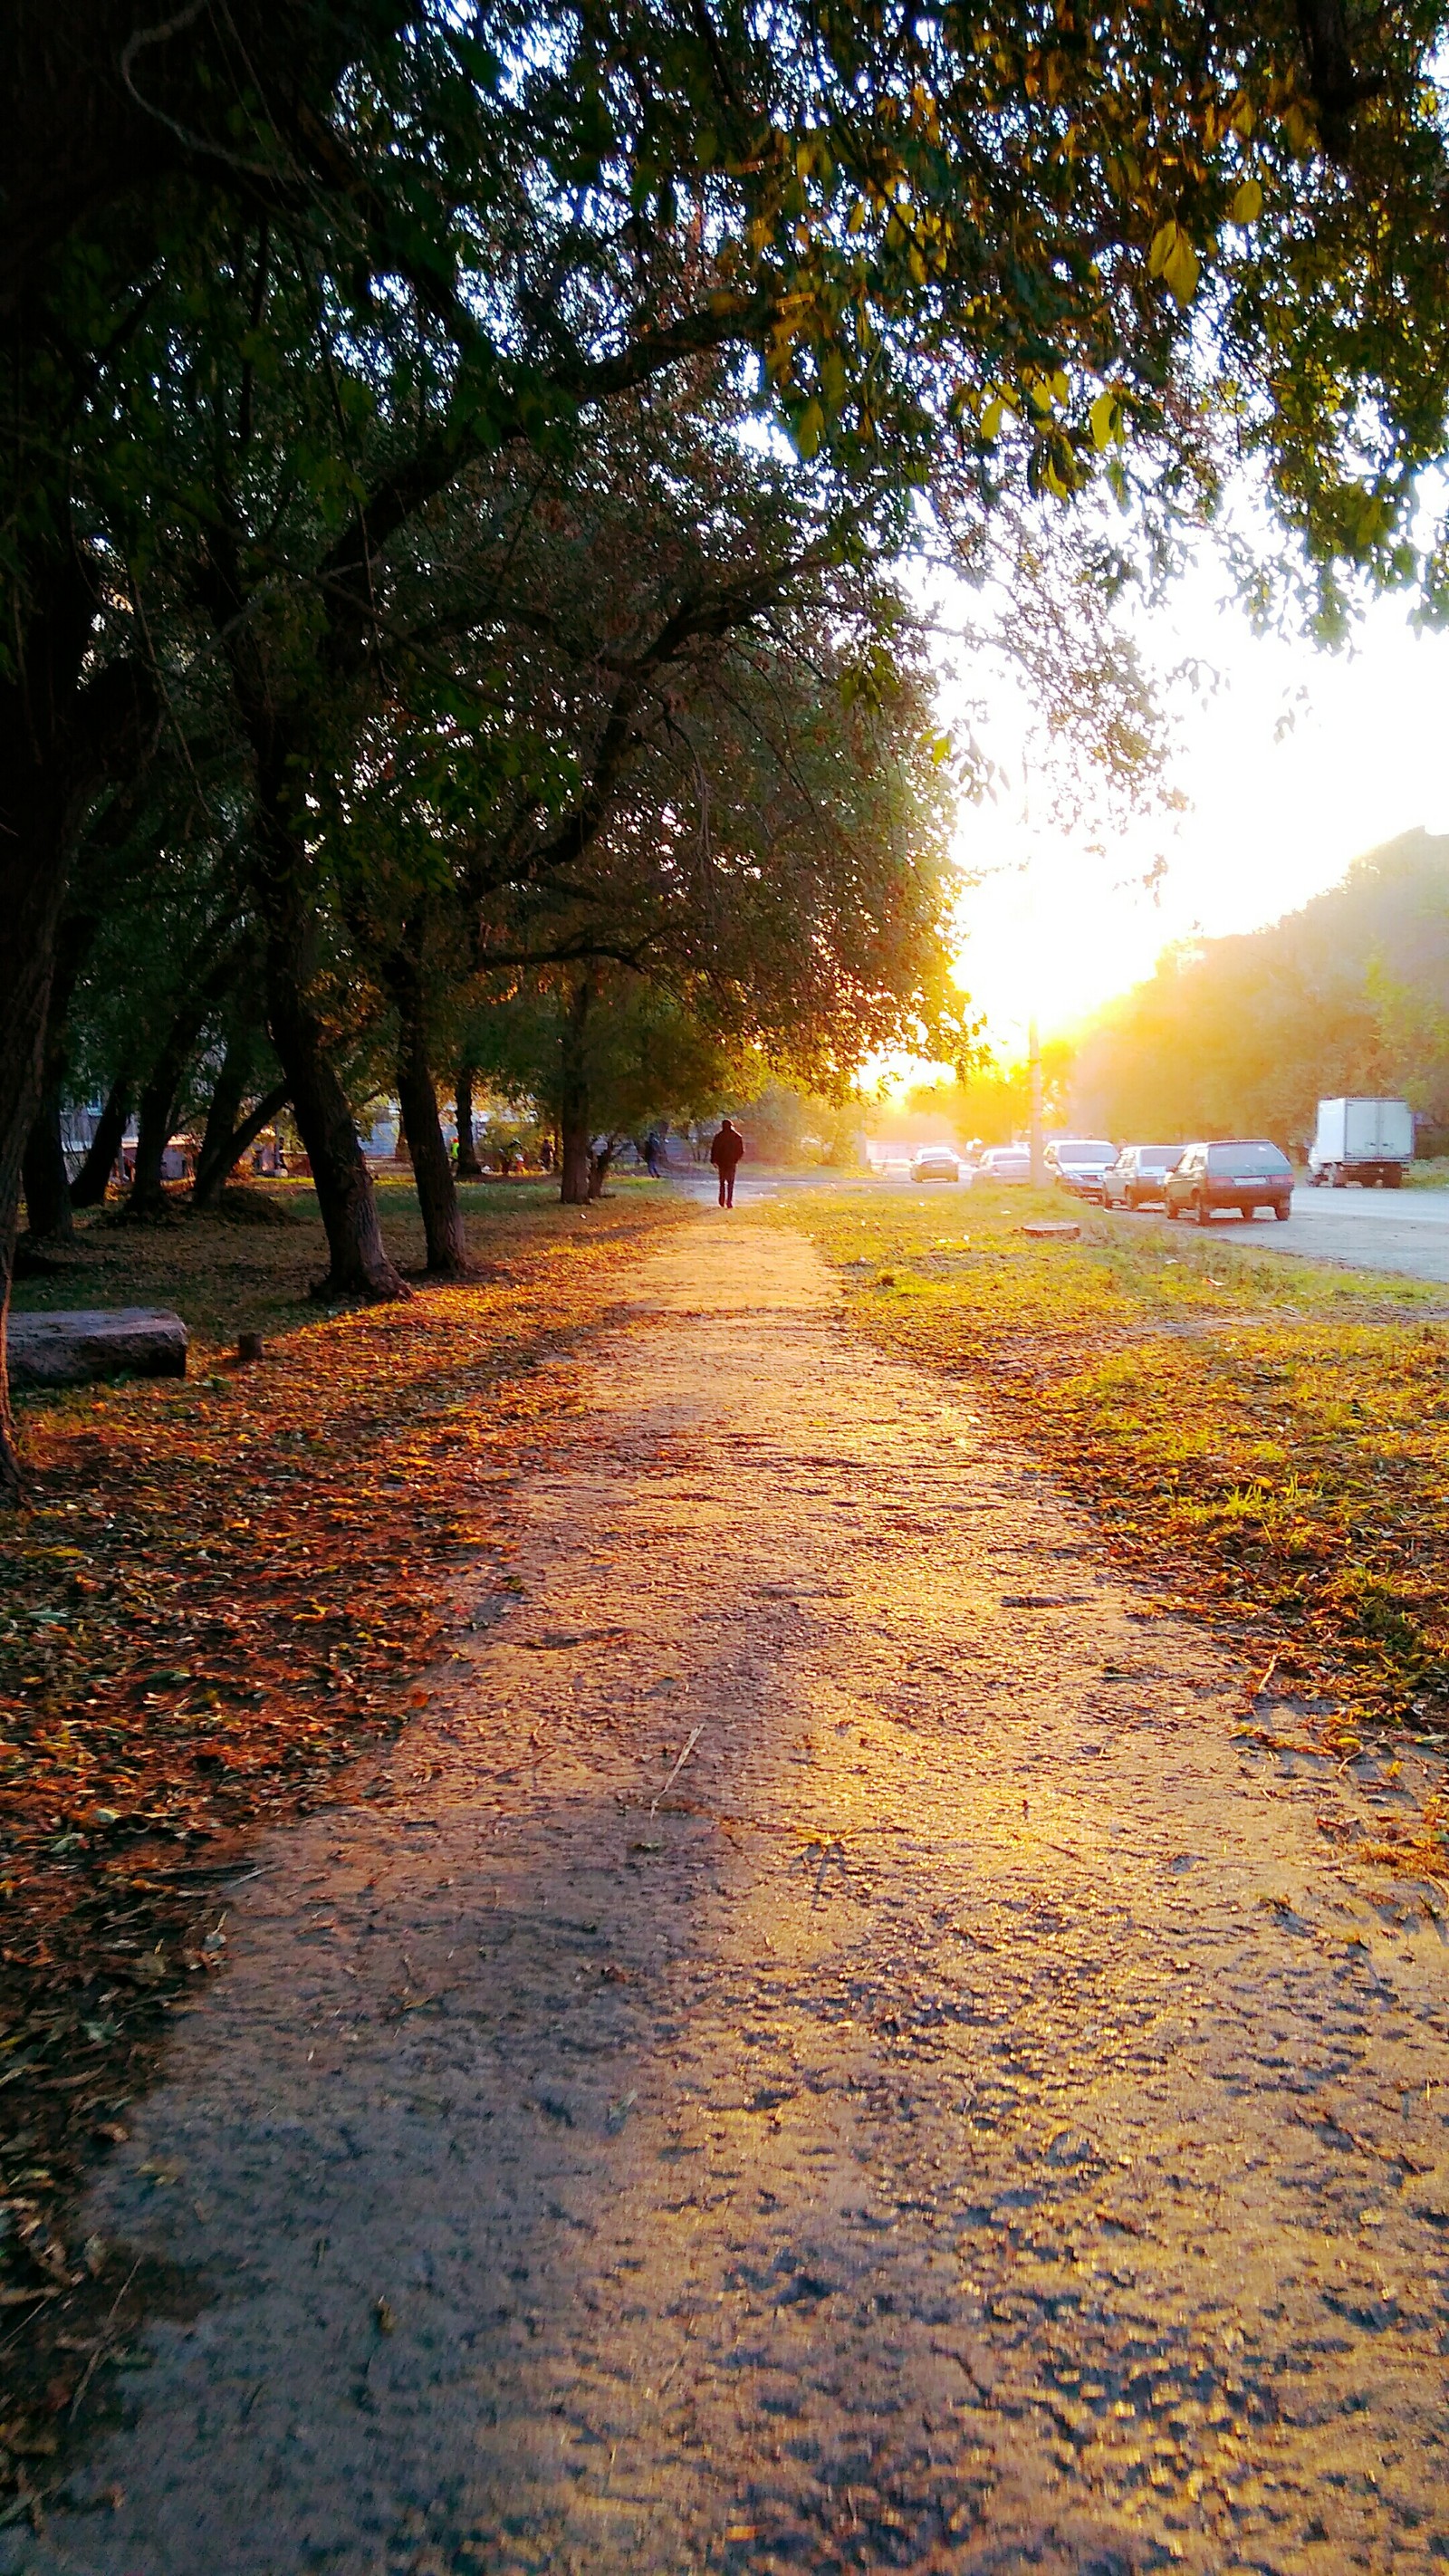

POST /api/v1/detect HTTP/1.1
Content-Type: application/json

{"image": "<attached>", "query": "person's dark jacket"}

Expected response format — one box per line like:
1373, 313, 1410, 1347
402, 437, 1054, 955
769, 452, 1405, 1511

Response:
710, 1126, 744, 1171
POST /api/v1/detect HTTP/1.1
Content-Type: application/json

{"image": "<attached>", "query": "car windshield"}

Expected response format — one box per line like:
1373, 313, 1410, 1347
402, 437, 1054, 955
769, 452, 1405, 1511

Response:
1208, 1141, 1291, 1174
1137, 1147, 1179, 1168
1056, 1140, 1114, 1159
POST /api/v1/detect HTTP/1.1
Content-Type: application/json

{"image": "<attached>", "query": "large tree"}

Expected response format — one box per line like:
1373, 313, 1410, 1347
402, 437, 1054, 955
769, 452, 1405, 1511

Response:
7, 0, 1449, 1489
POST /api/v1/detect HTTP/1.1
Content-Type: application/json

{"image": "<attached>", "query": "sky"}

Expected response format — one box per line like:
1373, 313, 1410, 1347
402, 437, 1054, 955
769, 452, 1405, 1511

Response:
940, 573, 1449, 1056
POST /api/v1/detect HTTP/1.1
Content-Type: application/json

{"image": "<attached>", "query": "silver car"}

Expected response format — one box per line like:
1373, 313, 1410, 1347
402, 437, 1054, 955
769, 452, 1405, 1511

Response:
1101, 1144, 1183, 1209
1045, 1138, 1117, 1202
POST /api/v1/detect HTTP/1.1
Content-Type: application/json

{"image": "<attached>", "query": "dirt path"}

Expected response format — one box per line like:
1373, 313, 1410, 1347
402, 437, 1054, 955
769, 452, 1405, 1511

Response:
10, 1219, 1447, 2576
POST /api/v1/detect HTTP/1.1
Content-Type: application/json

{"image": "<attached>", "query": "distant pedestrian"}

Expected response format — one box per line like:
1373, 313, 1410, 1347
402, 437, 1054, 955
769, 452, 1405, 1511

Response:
645, 1129, 665, 1178
709, 1118, 744, 1208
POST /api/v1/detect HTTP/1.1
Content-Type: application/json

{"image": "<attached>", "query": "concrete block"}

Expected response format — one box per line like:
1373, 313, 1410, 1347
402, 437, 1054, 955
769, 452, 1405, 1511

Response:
6, 1307, 188, 1390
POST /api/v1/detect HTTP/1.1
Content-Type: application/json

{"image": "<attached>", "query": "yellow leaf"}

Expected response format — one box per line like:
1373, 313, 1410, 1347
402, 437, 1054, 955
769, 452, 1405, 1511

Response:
1149, 218, 1200, 304
793, 398, 824, 459
1050, 368, 1070, 404
1229, 176, 1263, 224
981, 398, 1003, 440
1163, 232, 1199, 303
1148, 218, 1178, 278
1089, 388, 1121, 450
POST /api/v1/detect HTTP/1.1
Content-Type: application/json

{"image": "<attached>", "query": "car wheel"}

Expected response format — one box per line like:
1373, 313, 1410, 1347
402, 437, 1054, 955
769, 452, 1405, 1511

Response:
1195, 1194, 1212, 1226
1241, 1206, 1253, 1219
1331, 1165, 1346, 1188
1274, 1200, 1290, 1221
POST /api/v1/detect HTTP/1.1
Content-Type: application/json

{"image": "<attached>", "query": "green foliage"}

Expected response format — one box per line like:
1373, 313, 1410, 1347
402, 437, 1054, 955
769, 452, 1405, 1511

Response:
468, 982, 735, 1140
16, 0, 1449, 694
728, 1081, 865, 1166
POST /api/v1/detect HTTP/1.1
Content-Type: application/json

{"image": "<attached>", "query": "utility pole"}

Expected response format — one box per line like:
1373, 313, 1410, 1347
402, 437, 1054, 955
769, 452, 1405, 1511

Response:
1022, 755, 1046, 1187
1028, 1011, 1046, 1187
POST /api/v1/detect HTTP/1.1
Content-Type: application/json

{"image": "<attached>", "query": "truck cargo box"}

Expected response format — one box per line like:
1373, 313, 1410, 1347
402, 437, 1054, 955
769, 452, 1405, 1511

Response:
1309, 1097, 1414, 1185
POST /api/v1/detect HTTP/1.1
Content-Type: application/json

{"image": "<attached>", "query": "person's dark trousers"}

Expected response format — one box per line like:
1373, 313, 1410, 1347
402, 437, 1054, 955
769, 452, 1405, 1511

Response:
718, 1172, 735, 1206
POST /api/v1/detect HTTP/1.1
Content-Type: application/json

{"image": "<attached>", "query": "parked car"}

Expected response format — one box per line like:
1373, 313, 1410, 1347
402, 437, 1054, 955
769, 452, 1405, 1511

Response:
975, 1145, 1032, 1183
1164, 1140, 1293, 1224
1308, 1096, 1414, 1187
1045, 1138, 1118, 1201
909, 1146, 964, 1183
1101, 1144, 1183, 1209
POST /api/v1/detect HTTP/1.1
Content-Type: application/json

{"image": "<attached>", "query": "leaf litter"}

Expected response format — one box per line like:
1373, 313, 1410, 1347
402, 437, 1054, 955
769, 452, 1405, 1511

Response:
0, 1181, 682, 2502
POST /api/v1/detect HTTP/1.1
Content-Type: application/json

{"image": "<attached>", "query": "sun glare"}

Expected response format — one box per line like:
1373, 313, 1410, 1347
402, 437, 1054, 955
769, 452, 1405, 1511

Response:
945, 577, 1449, 1056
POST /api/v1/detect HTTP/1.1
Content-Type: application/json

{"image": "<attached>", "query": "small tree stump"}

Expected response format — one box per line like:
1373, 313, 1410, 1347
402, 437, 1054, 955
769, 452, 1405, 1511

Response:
1020, 1222, 1081, 1243
236, 1332, 266, 1364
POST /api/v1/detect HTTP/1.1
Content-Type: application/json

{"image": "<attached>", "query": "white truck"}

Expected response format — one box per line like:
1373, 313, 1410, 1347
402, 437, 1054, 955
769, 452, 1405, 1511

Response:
1308, 1096, 1415, 1188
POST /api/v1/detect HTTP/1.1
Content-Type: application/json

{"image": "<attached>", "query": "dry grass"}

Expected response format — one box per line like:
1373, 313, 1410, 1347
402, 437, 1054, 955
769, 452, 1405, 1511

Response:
768, 1180, 1449, 1877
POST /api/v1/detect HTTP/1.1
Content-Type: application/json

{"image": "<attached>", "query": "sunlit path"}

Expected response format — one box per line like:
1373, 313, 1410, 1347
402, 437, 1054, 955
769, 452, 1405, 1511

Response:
12, 1221, 1446, 2576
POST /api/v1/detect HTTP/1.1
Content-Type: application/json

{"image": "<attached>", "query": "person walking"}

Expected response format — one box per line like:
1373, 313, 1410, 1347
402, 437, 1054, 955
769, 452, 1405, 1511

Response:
709, 1117, 744, 1207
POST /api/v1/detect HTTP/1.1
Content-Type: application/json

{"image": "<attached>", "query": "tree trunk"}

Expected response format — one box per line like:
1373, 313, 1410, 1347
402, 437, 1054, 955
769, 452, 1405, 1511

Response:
124, 946, 244, 1220
206, 541, 405, 1302
192, 1078, 290, 1209
18, 900, 102, 1245
0, 572, 93, 1496
70, 1074, 130, 1208
397, 1017, 468, 1275
22, 1089, 73, 1241
128, 1072, 178, 1216
193, 1038, 252, 1202
0, 546, 155, 1499
559, 978, 592, 1206
264, 906, 406, 1302
455, 1066, 484, 1179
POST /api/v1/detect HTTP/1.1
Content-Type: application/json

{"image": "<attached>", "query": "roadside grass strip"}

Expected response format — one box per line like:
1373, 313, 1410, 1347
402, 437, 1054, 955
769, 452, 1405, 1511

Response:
771, 1183, 1449, 1876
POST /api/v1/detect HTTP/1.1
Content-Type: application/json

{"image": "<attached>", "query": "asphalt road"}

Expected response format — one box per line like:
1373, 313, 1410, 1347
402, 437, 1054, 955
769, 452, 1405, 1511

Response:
735, 1168, 1449, 1287
1114, 1181, 1449, 1284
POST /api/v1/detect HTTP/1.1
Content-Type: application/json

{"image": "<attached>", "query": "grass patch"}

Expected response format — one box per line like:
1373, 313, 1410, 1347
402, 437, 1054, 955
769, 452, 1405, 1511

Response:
768, 1180, 1449, 1786
0, 1173, 682, 2481
10, 1171, 585, 1344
